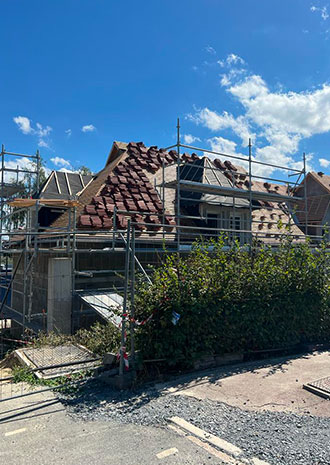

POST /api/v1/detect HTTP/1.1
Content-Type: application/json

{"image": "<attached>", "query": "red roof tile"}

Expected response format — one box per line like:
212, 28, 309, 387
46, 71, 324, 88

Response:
117, 214, 128, 229
91, 216, 102, 228
102, 217, 113, 229
137, 200, 147, 210
78, 215, 92, 227
85, 205, 96, 215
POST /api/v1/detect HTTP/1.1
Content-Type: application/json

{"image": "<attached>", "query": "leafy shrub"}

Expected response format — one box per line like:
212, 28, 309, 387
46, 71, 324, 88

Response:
34, 322, 120, 356
134, 237, 330, 367
74, 322, 120, 356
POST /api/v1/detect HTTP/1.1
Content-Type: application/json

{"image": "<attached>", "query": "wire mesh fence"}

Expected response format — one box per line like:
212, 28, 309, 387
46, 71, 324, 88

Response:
0, 337, 100, 403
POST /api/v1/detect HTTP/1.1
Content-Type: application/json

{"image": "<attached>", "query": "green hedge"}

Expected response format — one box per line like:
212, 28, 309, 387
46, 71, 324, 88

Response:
135, 238, 330, 367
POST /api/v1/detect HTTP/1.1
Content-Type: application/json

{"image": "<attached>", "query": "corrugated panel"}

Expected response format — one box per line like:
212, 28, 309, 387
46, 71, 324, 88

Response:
77, 290, 123, 326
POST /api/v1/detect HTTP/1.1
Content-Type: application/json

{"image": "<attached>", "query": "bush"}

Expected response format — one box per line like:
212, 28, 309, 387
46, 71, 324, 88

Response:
33, 322, 121, 357
134, 237, 330, 367
74, 322, 121, 356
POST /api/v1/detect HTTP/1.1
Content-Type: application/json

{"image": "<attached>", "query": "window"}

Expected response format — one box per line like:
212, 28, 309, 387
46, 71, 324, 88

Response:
205, 210, 248, 244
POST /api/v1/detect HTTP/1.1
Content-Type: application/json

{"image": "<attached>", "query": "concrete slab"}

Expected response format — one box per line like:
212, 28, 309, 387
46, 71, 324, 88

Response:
160, 351, 330, 417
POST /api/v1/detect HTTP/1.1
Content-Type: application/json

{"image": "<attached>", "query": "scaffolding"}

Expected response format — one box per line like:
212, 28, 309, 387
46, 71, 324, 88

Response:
0, 124, 317, 370
0, 145, 41, 357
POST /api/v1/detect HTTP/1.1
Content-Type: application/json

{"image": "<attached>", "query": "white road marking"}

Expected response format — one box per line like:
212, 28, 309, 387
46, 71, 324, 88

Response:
169, 416, 243, 457
168, 424, 246, 464
169, 417, 272, 465
5, 428, 26, 437
185, 434, 246, 464
156, 447, 179, 459
252, 459, 271, 465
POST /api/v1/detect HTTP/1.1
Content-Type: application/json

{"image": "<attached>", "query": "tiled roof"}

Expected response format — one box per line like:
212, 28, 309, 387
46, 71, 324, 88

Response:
77, 141, 177, 234
50, 140, 303, 242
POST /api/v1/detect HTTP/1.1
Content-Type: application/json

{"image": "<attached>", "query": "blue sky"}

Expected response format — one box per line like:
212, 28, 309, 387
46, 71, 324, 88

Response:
1, 0, 330, 178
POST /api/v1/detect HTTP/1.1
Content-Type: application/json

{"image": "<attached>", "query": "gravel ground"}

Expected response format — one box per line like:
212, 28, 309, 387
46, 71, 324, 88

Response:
58, 379, 330, 465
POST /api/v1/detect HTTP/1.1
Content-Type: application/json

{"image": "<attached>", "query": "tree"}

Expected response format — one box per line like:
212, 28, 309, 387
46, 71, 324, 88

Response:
78, 165, 93, 176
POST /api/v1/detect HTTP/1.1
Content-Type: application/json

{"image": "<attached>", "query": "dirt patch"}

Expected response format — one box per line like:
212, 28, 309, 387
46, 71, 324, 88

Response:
160, 351, 330, 417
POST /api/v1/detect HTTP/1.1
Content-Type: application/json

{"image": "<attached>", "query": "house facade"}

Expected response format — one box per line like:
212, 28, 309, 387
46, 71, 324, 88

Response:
293, 171, 330, 239
8, 141, 304, 335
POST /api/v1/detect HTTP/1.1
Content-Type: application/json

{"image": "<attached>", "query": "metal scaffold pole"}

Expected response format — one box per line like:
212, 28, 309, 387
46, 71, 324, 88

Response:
0, 145, 4, 259
71, 206, 77, 331
303, 152, 308, 236
248, 138, 253, 247
176, 118, 181, 252
36, 149, 41, 194
119, 220, 131, 376
130, 225, 136, 372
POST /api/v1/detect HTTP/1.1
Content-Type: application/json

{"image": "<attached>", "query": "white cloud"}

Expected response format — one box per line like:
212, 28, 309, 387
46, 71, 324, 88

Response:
216, 53, 248, 87
220, 74, 231, 86
228, 76, 330, 139
3, 157, 50, 183
319, 158, 330, 168
13, 116, 52, 149
183, 134, 201, 144
13, 116, 33, 135
218, 53, 245, 68
227, 53, 245, 66
228, 74, 268, 99
311, 5, 329, 20
81, 124, 96, 133
188, 53, 330, 176
208, 136, 242, 156
50, 156, 72, 169
36, 122, 52, 138
65, 129, 72, 137
38, 139, 49, 148
205, 45, 216, 55
188, 108, 253, 147
58, 167, 78, 173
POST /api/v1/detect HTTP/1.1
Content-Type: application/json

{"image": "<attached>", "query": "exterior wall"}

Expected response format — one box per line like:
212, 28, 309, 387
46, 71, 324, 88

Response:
305, 177, 327, 197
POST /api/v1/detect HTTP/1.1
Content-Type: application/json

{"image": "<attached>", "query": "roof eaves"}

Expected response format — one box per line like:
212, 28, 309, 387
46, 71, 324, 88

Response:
105, 141, 128, 166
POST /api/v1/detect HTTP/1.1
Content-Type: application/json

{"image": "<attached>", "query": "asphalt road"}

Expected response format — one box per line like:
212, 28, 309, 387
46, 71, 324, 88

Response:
0, 390, 223, 465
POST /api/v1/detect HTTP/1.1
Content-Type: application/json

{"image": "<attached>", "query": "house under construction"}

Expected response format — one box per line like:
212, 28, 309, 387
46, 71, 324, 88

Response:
0, 123, 317, 339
